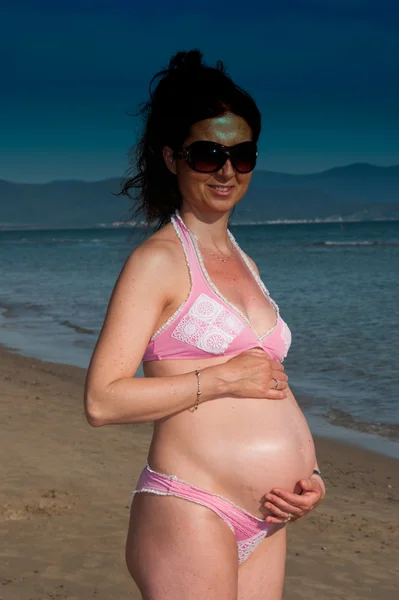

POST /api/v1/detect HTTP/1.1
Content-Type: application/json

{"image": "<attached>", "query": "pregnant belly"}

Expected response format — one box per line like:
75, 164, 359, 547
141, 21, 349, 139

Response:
151, 392, 316, 518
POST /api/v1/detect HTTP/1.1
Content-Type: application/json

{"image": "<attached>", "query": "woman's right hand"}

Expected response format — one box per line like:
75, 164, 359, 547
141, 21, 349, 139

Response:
215, 348, 288, 400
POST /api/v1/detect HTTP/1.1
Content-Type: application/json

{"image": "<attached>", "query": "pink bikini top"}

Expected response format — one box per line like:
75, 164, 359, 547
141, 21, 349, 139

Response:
143, 211, 291, 363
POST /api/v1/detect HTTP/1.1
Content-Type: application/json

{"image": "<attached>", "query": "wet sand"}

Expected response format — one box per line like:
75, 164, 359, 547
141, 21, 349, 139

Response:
0, 344, 398, 600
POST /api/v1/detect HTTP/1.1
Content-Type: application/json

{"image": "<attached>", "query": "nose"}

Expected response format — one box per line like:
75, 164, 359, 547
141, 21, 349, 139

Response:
217, 158, 235, 179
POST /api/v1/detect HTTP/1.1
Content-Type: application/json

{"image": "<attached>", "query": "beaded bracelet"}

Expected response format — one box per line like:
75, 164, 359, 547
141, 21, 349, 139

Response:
193, 369, 201, 410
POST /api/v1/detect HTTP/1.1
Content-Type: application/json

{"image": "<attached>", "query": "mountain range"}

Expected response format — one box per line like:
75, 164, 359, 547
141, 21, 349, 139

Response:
0, 163, 398, 228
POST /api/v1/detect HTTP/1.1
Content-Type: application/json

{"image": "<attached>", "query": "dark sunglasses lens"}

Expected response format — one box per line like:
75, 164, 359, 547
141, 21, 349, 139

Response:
187, 141, 257, 173
232, 143, 257, 173
189, 143, 223, 172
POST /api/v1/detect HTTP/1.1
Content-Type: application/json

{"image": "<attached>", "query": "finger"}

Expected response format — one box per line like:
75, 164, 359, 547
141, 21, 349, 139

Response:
271, 488, 314, 508
271, 380, 288, 391
272, 371, 288, 382
265, 515, 287, 524
270, 360, 284, 371
264, 495, 304, 517
300, 478, 318, 490
264, 502, 292, 520
263, 389, 289, 400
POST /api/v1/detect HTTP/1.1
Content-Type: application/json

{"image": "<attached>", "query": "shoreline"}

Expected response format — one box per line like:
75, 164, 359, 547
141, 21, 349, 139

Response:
1, 337, 398, 460
1, 343, 398, 599
0, 339, 397, 461
1, 327, 398, 459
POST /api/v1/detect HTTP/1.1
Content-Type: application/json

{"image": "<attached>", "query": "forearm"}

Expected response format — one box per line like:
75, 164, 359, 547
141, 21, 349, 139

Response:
84, 365, 225, 426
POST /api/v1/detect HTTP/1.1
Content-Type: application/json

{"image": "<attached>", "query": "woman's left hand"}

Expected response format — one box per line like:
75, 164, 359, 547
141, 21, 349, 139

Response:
263, 477, 325, 524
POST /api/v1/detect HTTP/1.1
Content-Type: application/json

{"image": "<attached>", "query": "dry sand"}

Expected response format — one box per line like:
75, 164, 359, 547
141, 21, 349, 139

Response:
0, 344, 398, 600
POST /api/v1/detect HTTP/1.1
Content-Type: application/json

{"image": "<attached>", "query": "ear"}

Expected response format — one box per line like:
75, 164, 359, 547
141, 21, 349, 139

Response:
162, 146, 177, 175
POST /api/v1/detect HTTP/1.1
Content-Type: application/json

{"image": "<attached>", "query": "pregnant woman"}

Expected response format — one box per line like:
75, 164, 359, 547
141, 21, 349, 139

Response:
84, 49, 326, 600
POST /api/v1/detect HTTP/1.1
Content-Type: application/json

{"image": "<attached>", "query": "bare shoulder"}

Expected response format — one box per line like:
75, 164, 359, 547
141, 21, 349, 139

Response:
241, 251, 260, 276
122, 222, 183, 286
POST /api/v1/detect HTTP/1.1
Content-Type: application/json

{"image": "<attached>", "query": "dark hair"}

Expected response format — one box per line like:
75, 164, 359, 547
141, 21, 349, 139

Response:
119, 49, 261, 229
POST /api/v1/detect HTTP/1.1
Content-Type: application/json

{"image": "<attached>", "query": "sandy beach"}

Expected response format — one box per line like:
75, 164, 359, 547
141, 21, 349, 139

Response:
0, 343, 398, 600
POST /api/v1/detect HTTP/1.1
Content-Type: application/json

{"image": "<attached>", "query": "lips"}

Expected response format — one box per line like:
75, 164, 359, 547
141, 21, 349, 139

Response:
208, 185, 234, 197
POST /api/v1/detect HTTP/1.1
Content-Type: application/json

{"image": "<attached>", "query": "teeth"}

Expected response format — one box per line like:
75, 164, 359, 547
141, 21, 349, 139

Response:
212, 186, 231, 190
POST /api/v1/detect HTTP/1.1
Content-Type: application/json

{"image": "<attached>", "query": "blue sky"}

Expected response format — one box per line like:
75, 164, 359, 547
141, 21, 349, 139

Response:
1, 0, 398, 182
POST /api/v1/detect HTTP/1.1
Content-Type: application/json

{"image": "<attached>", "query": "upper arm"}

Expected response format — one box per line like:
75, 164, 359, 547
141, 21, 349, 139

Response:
85, 239, 176, 392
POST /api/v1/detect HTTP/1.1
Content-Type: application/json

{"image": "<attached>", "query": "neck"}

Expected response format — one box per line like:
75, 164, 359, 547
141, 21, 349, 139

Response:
177, 207, 231, 250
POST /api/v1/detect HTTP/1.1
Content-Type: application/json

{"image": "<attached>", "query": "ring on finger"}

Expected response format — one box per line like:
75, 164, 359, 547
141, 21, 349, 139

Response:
272, 378, 279, 389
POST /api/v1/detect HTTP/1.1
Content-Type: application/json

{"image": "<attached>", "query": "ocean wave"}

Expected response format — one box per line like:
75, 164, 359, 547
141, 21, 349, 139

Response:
60, 320, 95, 335
0, 300, 45, 318
0, 238, 31, 244
0, 238, 106, 245
325, 407, 399, 441
50, 238, 105, 244
311, 240, 399, 247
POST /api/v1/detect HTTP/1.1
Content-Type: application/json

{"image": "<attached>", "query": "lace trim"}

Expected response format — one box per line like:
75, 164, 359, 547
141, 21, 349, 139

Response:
237, 530, 268, 564
149, 216, 193, 342
175, 211, 279, 343
143, 462, 265, 522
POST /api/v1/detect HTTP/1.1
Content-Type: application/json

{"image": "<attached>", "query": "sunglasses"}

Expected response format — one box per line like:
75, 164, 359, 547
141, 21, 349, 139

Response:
174, 140, 258, 173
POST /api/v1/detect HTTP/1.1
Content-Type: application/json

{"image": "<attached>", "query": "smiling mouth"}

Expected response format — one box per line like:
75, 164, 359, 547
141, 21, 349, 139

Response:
208, 185, 234, 191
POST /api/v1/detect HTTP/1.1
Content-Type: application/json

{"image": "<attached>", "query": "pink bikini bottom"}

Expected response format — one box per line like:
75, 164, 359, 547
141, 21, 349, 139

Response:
132, 463, 282, 564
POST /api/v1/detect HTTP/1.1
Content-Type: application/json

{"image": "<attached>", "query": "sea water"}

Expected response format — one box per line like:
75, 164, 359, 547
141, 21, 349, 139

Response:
1, 220, 398, 451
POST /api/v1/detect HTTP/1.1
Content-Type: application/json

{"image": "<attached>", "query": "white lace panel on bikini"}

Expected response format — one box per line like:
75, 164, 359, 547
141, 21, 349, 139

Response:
237, 530, 268, 564
171, 293, 244, 354
280, 320, 292, 358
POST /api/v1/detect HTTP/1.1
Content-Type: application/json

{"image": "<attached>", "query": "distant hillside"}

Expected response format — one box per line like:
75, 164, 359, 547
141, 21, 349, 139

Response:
0, 179, 131, 229
0, 163, 398, 228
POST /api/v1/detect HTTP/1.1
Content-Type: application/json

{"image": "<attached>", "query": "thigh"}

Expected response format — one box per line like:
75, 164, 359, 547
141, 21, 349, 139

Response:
237, 526, 286, 600
126, 492, 239, 600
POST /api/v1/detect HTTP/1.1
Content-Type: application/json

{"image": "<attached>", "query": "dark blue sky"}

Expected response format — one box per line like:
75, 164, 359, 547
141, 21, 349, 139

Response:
1, 0, 398, 182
